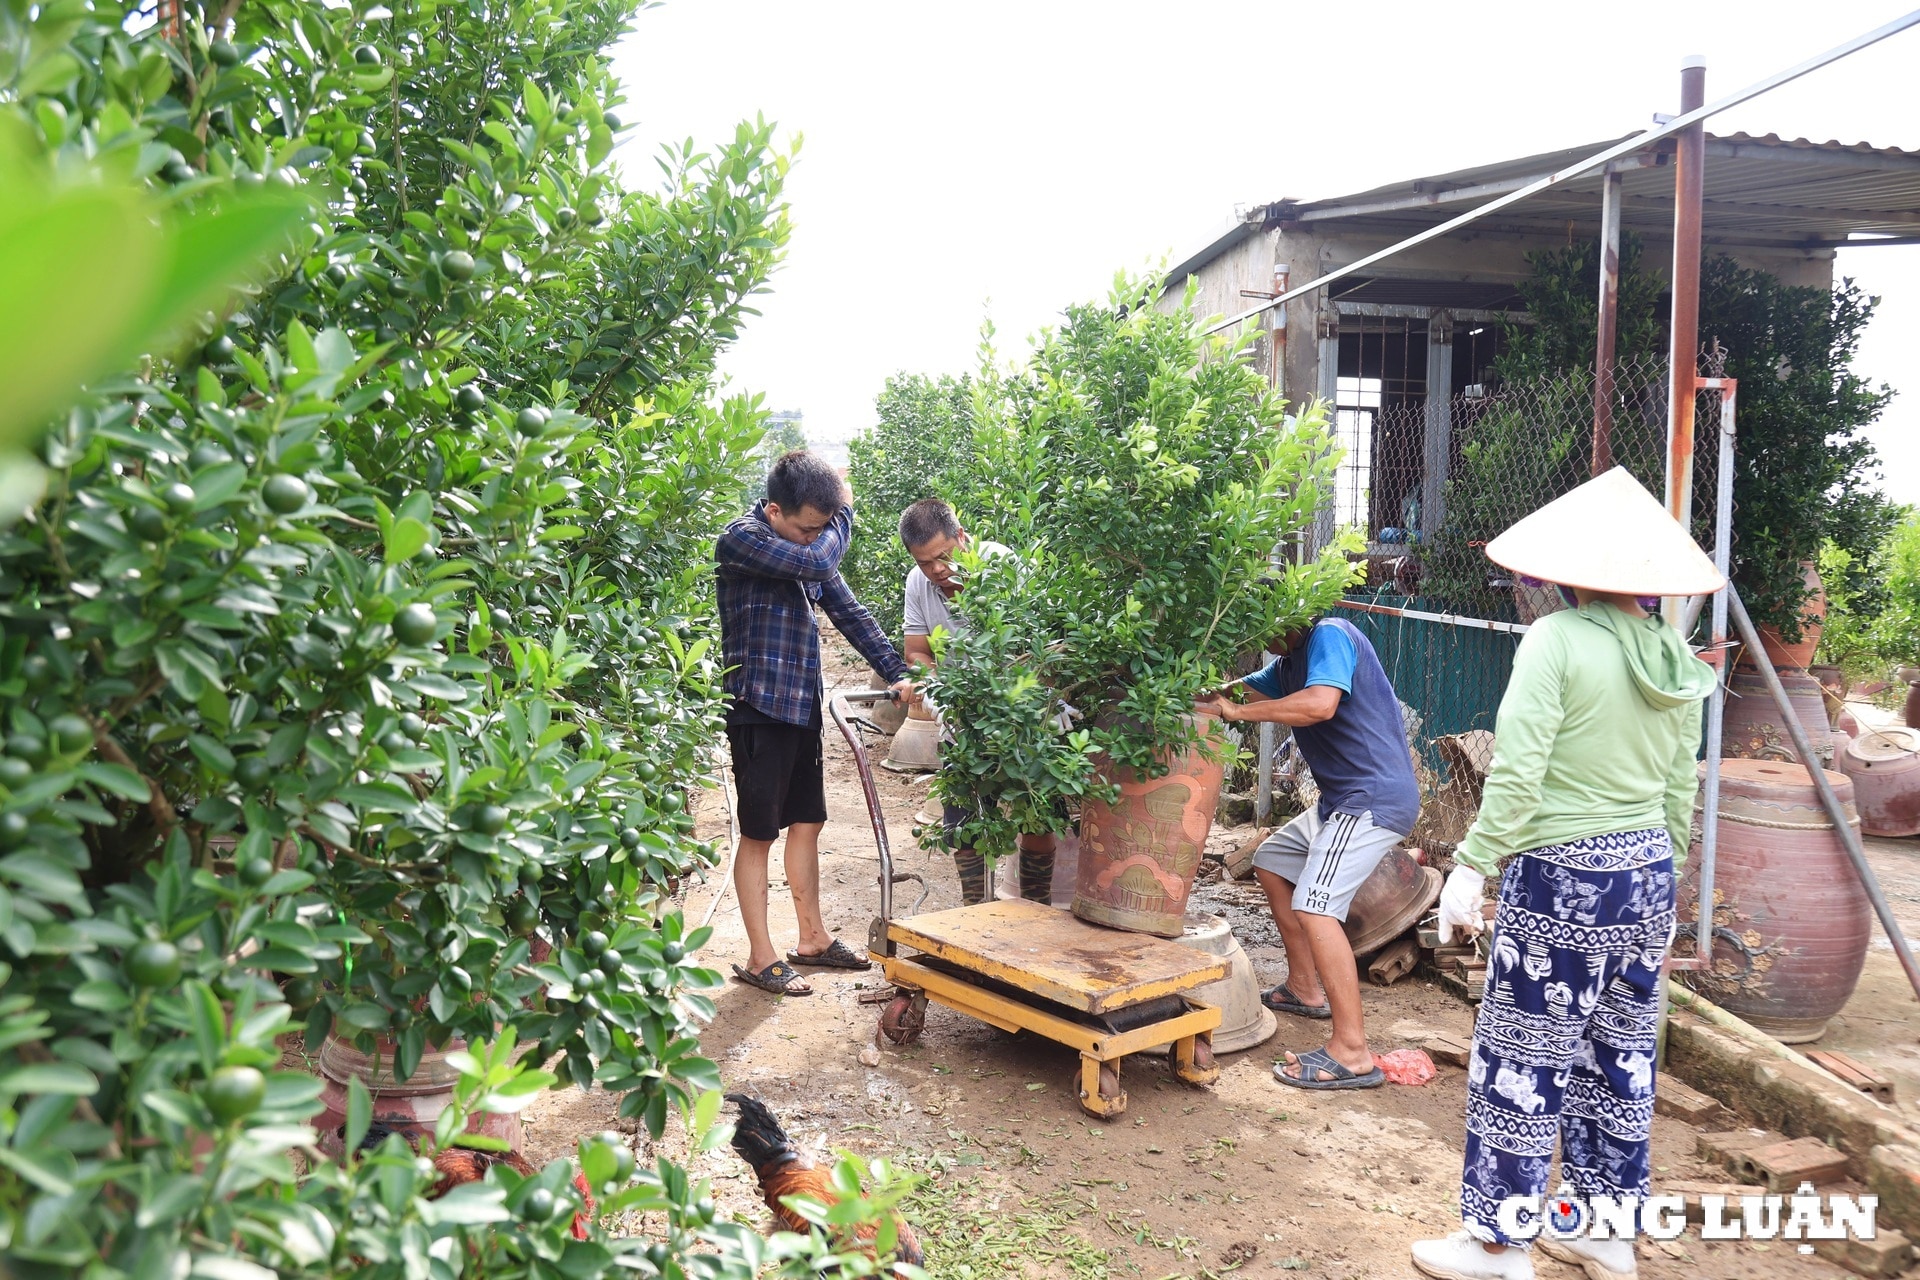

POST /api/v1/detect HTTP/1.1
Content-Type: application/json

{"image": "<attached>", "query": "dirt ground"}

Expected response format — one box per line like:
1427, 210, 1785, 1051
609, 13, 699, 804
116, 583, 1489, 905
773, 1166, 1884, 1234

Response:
522, 633, 1880, 1279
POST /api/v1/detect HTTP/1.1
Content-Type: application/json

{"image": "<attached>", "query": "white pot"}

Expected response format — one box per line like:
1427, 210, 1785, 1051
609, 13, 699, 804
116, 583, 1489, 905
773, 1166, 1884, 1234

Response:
1140, 913, 1277, 1056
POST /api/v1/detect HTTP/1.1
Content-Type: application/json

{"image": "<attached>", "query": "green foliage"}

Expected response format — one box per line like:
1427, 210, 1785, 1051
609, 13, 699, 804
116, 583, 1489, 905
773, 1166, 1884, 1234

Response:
1494, 234, 1667, 381
926, 275, 1355, 863
1698, 258, 1894, 641
1819, 510, 1920, 678
843, 374, 978, 640
0, 0, 911, 1273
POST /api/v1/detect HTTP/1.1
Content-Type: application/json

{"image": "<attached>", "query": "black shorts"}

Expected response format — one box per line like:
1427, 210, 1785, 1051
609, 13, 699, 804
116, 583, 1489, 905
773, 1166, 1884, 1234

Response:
727, 722, 827, 841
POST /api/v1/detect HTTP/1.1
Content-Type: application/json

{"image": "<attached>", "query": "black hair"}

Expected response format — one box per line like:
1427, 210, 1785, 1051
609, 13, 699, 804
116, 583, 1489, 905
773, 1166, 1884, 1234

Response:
898, 497, 962, 550
764, 450, 842, 516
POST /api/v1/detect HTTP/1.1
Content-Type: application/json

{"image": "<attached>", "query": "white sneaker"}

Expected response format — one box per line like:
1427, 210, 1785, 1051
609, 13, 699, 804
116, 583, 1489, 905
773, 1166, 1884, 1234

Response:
1536, 1236, 1635, 1280
1410, 1231, 1535, 1280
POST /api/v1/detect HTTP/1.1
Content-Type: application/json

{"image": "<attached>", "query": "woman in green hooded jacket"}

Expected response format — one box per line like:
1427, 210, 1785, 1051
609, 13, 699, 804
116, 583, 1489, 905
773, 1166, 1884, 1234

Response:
1412, 469, 1721, 1280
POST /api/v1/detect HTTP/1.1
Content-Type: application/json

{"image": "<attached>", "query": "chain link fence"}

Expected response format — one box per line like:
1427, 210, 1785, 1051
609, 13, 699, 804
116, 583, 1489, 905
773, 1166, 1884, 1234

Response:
1271, 355, 1728, 855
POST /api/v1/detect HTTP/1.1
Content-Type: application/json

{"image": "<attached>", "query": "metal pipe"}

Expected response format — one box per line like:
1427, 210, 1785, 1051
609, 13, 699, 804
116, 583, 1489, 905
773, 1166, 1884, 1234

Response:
1674, 379, 1738, 973
1663, 58, 1707, 633
1725, 585, 1920, 1006
1593, 169, 1623, 475
1336, 597, 1531, 637
1202, 9, 1920, 338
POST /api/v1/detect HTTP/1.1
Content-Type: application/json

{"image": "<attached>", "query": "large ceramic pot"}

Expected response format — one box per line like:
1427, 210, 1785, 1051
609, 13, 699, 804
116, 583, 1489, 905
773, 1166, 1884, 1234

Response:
1721, 666, 1832, 765
1751, 561, 1826, 672
313, 1034, 524, 1157
1837, 726, 1920, 838
1073, 715, 1228, 938
1342, 847, 1442, 957
1906, 682, 1920, 731
1674, 759, 1869, 1043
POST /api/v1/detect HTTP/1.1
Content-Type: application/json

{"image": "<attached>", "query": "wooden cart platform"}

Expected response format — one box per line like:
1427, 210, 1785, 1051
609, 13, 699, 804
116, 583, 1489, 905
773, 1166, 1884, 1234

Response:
874, 899, 1226, 1118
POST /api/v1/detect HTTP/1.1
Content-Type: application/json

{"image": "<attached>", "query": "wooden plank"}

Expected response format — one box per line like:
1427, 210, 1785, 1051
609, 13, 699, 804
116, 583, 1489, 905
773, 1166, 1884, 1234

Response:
885, 900, 1228, 1015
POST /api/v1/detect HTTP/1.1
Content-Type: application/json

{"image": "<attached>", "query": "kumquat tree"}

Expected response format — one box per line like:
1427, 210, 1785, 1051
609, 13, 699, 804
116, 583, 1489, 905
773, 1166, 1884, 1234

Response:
0, 0, 922, 1274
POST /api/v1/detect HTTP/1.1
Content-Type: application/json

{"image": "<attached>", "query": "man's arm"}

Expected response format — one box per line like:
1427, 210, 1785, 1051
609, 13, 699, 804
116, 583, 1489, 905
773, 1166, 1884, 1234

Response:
904, 634, 937, 670
819, 573, 910, 684
715, 506, 852, 582
1200, 682, 1342, 726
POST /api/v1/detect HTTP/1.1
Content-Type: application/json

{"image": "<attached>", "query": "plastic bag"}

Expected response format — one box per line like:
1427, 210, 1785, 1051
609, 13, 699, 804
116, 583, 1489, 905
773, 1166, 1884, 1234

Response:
1373, 1048, 1437, 1086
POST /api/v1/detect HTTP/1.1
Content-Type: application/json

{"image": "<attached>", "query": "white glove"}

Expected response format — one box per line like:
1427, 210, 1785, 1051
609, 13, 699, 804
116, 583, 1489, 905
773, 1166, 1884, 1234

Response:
1437, 866, 1487, 944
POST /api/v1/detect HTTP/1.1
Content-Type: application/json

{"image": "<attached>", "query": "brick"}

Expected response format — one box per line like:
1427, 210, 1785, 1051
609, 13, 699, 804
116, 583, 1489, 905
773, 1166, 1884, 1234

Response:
1806, 1050, 1896, 1105
1440, 970, 1484, 1004
1812, 1229, 1913, 1279
1731, 1136, 1851, 1190
1661, 1179, 1766, 1224
1655, 1076, 1726, 1125
1367, 938, 1419, 987
1422, 1035, 1473, 1068
1867, 1143, 1920, 1238
1699, 1128, 1787, 1167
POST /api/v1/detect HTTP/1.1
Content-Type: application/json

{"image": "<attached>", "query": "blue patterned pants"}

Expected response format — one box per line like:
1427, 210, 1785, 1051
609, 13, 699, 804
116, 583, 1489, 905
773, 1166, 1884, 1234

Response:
1459, 829, 1677, 1245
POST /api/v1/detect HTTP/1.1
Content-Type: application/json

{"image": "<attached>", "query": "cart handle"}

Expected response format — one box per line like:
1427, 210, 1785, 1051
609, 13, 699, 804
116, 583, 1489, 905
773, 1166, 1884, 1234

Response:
828, 693, 899, 931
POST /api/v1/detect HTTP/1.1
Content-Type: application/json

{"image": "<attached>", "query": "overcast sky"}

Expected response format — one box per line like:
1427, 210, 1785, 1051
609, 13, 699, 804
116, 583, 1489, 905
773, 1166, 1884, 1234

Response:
610, 1, 1918, 505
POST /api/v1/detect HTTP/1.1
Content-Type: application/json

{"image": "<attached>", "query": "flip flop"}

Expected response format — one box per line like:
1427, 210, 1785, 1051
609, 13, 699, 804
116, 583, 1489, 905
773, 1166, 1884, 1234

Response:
786, 938, 872, 971
731, 960, 813, 996
1260, 983, 1332, 1019
1273, 1046, 1385, 1090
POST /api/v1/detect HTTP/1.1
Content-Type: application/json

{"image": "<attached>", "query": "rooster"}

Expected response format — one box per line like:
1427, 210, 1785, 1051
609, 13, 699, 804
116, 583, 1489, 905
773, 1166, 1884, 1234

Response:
358, 1120, 596, 1239
723, 1093, 923, 1271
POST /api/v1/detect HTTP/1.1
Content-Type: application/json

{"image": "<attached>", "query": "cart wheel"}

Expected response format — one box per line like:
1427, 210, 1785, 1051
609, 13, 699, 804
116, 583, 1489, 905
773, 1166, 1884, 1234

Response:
1172, 1033, 1221, 1087
1078, 1055, 1127, 1120
878, 992, 925, 1045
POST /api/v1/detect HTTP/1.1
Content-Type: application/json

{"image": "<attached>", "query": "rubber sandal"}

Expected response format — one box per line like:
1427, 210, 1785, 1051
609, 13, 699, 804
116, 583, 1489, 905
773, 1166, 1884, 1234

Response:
1273, 1046, 1385, 1090
1260, 983, 1332, 1019
786, 938, 872, 971
731, 960, 813, 996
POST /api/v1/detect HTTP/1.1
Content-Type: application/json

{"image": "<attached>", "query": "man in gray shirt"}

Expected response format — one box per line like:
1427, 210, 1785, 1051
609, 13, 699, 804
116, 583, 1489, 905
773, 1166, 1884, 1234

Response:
898, 499, 1057, 905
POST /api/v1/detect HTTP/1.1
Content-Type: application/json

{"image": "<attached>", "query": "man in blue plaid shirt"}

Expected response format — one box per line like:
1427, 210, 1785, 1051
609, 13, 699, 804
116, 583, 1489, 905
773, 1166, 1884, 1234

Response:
716, 450, 913, 996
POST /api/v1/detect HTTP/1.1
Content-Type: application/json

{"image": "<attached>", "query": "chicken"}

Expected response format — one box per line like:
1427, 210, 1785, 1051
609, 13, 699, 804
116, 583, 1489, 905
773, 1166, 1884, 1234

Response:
723, 1093, 924, 1271
358, 1121, 596, 1239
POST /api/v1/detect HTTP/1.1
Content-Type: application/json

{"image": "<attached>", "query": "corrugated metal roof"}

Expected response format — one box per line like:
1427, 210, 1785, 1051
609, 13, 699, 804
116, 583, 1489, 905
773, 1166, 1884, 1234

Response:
1171, 132, 1920, 278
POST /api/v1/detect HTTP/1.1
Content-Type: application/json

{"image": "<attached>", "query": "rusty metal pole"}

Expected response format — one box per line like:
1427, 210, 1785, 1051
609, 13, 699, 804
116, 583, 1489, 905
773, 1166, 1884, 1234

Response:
1592, 170, 1623, 475
1662, 56, 1708, 632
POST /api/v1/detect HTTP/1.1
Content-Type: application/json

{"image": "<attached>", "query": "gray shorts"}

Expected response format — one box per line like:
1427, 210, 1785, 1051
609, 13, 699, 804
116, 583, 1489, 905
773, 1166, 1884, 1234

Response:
1252, 808, 1404, 921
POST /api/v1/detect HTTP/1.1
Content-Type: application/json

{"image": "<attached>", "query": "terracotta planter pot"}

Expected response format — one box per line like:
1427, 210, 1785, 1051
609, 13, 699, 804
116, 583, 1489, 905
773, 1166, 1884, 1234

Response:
1751, 561, 1826, 672
1837, 726, 1920, 838
1072, 716, 1227, 938
1674, 759, 1868, 1043
313, 1034, 524, 1157
1722, 666, 1833, 764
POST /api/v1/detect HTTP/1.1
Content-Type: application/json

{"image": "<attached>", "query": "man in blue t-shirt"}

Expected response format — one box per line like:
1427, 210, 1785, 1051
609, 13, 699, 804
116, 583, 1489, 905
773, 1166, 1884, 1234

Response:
1196, 615, 1420, 1092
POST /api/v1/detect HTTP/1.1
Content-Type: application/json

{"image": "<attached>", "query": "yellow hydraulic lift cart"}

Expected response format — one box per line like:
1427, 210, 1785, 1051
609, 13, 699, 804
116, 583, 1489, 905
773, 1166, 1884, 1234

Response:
834, 691, 1226, 1119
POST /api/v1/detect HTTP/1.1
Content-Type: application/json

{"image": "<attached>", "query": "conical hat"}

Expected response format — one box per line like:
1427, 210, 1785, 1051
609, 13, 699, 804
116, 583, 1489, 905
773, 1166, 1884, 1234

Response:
1484, 467, 1725, 597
